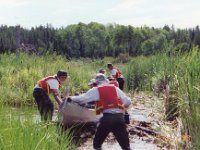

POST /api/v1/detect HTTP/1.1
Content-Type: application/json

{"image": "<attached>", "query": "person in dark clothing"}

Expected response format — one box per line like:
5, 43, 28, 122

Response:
93, 113, 130, 150
107, 63, 125, 90
33, 70, 68, 121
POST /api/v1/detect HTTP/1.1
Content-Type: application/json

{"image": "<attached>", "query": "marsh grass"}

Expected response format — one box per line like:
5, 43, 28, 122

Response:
125, 48, 200, 148
176, 49, 200, 149
0, 53, 114, 105
1, 50, 200, 148
0, 106, 75, 150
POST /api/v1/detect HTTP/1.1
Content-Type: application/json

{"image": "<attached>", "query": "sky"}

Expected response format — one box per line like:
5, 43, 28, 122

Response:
0, 0, 200, 29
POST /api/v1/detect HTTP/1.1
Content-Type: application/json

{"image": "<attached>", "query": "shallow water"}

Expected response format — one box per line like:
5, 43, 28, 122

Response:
79, 138, 160, 150
130, 109, 149, 122
0, 106, 57, 123
104, 139, 160, 150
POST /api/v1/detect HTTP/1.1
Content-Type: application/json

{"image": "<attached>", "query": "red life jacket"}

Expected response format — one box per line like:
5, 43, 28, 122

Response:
38, 76, 61, 95
113, 67, 122, 79
95, 85, 124, 114
109, 80, 119, 87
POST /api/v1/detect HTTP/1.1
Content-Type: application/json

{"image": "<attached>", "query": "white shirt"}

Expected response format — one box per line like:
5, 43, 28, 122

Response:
35, 79, 60, 91
110, 68, 124, 78
111, 68, 118, 76
47, 79, 60, 90
71, 83, 131, 113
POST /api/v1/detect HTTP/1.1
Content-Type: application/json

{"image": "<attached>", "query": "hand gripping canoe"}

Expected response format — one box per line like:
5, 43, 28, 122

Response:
58, 100, 101, 126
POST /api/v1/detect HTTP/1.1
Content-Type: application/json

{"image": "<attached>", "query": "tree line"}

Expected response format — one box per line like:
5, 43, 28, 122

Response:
0, 22, 200, 58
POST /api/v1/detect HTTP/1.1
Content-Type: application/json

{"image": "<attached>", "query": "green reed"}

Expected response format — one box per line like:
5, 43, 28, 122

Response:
0, 106, 75, 150
0, 53, 110, 105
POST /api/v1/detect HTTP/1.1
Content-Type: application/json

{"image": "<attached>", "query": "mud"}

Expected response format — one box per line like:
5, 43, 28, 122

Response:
76, 109, 163, 150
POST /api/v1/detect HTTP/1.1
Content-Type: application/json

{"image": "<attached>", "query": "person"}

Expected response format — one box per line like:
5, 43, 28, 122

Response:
99, 68, 106, 74
33, 70, 68, 121
107, 63, 125, 91
88, 78, 98, 88
67, 73, 132, 150
107, 75, 119, 87
104, 74, 130, 125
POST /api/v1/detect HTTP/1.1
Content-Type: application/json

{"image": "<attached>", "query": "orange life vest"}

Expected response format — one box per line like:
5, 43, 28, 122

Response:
113, 67, 122, 79
109, 80, 119, 87
38, 76, 61, 95
95, 85, 124, 114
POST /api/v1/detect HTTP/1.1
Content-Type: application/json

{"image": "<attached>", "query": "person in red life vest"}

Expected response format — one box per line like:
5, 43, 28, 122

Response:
88, 78, 98, 88
107, 63, 125, 91
107, 75, 119, 87
68, 73, 132, 150
107, 71, 130, 125
33, 70, 68, 121
99, 68, 106, 74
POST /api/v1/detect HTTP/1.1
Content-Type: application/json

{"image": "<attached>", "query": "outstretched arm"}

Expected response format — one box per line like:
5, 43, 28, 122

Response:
52, 90, 62, 105
70, 88, 99, 104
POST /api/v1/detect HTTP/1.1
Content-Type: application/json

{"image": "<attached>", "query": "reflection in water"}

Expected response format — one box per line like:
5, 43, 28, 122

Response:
1, 106, 58, 123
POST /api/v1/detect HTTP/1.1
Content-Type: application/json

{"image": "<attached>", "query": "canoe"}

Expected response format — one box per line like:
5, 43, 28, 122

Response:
58, 101, 101, 126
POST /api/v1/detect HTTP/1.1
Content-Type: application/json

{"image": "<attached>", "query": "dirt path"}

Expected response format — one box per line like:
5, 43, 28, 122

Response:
77, 93, 180, 150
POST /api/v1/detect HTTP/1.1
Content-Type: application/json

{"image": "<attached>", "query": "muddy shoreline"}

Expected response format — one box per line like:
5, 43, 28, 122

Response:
73, 94, 179, 150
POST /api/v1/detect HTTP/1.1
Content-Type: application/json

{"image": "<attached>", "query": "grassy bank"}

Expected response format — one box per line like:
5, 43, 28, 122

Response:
177, 50, 200, 149
0, 106, 75, 150
125, 48, 200, 149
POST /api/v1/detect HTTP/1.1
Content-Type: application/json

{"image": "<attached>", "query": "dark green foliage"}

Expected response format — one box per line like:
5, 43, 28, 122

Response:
0, 23, 199, 57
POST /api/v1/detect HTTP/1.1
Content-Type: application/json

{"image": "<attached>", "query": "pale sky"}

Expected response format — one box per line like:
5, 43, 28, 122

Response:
0, 0, 200, 29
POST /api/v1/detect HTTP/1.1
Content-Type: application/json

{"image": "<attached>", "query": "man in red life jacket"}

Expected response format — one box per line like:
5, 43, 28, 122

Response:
99, 68, 106, 74
107, 63, 125, 91
88, 78, 98, 88
33, 70, 68, 121
108, 75, 119, 87
68, 73, 132, 150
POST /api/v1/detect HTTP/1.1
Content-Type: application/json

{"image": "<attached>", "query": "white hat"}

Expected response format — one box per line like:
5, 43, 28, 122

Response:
88, 79, 96, 85
95, 73, 109, 84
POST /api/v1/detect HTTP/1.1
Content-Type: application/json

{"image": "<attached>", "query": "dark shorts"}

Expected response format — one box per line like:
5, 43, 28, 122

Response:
33, 88, 54, 121
117, 78, 125, 90
93, 113, 130, 150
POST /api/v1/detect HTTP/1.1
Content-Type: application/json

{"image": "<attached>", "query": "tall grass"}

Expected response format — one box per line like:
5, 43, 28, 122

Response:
0, 53, 113, 105
125, 53, 178, 92
0, 53, 117, 149
0, 106, 75, 150
176, 49, 200, 149
125, 48, 200, 148
1, 50, 199, 148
